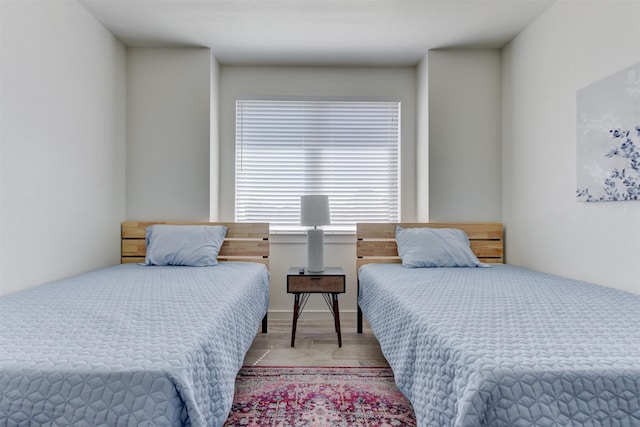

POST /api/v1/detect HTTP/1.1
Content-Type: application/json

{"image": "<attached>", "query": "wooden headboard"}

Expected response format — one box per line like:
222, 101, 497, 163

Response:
121, 221, 270, 266
356, 222, 504, 269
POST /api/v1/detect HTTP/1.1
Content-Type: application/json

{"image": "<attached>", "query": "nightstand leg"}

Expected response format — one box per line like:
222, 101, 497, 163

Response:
357, 277, 362, 334
332, 293, 342, 348
291, 293, 300, 347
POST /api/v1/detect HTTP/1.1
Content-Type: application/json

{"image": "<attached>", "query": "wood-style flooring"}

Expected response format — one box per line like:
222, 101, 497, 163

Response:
243, 317, 389, 367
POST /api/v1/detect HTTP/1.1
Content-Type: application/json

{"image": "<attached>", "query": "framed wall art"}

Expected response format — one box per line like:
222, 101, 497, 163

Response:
577, 62, 640, 202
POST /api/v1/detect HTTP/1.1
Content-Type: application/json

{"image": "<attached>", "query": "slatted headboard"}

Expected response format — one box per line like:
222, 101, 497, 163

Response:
121, 221, 270, 266
356, 222, 504, 333
356, 222, 504, 268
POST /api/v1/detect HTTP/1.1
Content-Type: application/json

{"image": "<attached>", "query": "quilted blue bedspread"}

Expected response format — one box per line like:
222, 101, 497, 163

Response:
358, 264, 640, 426
0, 262, 269, 427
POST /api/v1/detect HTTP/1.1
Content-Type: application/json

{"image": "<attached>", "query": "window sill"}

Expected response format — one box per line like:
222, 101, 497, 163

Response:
270, 232, 356, 245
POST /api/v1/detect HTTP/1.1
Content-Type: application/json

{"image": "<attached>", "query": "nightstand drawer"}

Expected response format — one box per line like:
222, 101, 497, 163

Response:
287, 275, 345, 293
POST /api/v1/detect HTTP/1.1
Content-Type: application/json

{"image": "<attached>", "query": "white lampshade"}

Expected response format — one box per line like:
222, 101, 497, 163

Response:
300, 195, 330, 227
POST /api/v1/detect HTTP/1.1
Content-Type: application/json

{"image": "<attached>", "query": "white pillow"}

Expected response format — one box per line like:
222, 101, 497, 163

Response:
144, 225, 227, 266
395, 226, 490, 268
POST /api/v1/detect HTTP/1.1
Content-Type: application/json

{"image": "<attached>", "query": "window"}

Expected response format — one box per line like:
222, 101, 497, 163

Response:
235, 100, 400, 232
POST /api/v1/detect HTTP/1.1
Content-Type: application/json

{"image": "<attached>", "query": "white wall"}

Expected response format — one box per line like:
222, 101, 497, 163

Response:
218, 66, 416, 317
428, 49, 503, 222
416, 57, 430, 221
210, 57, 221, 220
502, 1, 640, 293
126, 48, 212, 220
0, 0, 126, 296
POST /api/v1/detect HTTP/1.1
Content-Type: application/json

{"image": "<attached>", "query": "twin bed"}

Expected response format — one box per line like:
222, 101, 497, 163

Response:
357, 222, 640, 426
4, 220, 640, 426
0, 221, 269, 427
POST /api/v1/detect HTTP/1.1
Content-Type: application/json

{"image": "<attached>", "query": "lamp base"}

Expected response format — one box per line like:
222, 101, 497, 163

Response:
306, 228, 324, 272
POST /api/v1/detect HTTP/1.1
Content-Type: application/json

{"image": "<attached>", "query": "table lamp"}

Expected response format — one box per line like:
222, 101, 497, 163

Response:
300, 195, 330, 272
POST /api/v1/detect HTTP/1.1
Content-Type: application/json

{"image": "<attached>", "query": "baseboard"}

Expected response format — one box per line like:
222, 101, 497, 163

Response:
267, 309, 358, 322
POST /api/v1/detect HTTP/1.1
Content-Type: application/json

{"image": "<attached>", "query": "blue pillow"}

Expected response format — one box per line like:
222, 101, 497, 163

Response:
144, 225, 227, 266
395, 226, 490, 268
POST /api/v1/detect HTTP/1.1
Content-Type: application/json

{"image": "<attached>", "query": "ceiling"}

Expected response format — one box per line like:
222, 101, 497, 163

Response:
80, 0, 555, 66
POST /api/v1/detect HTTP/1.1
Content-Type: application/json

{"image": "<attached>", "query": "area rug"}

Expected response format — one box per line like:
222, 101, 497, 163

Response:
223, 366, 416, 426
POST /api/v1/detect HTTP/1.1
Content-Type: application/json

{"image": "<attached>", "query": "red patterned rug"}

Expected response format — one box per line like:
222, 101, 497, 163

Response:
223, 366, 416, 426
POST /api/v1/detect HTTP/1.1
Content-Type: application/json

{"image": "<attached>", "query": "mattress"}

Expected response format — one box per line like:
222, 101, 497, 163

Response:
358, 263, 640, 426
0, 262, 269, 427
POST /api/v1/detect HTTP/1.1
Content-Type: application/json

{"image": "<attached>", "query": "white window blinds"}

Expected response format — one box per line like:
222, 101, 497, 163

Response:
235, 100, 400, 232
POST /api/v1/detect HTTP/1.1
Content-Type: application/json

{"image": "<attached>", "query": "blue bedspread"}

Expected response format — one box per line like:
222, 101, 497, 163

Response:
0, 262, 269, 426
358, 264, 640, 426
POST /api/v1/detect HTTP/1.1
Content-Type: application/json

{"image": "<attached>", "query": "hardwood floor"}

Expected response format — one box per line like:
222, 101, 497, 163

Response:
243, 317, 389, 367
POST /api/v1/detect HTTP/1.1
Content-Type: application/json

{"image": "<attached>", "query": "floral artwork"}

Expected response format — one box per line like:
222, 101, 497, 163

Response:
577, 62, 640, 202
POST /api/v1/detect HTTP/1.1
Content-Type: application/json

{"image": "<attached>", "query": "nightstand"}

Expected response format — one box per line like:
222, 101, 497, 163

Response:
287, 267, 346, 347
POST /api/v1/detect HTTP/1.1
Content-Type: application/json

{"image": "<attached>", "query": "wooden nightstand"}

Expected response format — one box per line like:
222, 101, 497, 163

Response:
287, 267, 346, 347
